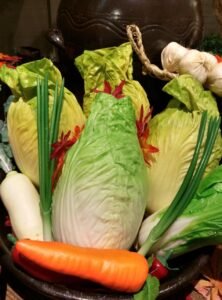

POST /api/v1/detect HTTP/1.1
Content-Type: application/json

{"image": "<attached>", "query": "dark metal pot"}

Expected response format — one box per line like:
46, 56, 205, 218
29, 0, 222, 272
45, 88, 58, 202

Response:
55, 0, 203, 63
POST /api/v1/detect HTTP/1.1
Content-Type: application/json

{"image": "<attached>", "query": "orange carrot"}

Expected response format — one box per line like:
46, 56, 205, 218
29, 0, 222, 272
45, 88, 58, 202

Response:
12, 239, 149, 293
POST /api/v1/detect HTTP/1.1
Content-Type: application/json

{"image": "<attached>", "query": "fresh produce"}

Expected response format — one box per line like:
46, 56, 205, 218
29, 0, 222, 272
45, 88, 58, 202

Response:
0, 143, 43, 241
0, 40, 222, 300
138, 111, 221, 256
36, 76, 65, 240
12, 239, 149, 293
145, 74, 222, 213
161, 42, 217, 84
0, 58, 85, 186
178, 49, 217, 84
161, 41, 188, 73
52, 89, 148, 249
139, 145, 222, 259
0, 170, 43, 240
75, 42, 150, 119
133, 275, 160, 300
206, 62, 222, 96
149, 257, 169, 280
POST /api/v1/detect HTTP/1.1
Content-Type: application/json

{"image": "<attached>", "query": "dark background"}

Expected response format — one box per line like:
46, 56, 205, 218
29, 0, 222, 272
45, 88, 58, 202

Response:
0, 0, 220, 58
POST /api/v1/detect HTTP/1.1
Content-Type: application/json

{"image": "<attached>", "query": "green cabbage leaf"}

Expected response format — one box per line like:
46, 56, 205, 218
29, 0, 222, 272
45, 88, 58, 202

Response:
146, 74, 222, 213
0, 58, 85, 186
75, 42, 150, 119
138, 165, 222, 258
52, 92, 148, 249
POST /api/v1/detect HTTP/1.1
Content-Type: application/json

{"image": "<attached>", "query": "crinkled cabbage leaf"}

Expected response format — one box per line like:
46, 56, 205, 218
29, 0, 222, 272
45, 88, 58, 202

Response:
52, 92, 148, 249
0, 58, 85, 186
75, 42, 150, 119
146, 74, 222, 213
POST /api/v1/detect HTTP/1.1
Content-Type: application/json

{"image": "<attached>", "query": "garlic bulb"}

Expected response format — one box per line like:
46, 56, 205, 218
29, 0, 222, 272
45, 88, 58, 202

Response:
201, 52, 217, 72
178, 49, 210, 84
206, 62, 222, 96
161, 42, 188, 73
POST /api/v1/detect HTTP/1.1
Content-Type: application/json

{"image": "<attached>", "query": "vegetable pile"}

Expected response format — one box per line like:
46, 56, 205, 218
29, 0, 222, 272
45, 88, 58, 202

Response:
0, 41, 222, 300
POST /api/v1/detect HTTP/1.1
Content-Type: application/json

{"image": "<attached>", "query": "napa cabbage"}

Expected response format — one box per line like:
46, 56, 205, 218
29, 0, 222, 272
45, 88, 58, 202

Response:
75, 42, 150, 119
0, 58, 85, 186
52, 91, 148, 249
146, 74, 222, 213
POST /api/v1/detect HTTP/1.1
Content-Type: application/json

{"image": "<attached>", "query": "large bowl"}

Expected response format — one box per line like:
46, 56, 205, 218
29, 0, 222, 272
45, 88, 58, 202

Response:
0, 194, 211, 300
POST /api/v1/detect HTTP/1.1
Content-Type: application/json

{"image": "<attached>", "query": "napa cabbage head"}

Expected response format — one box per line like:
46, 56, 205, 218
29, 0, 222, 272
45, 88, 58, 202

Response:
146, 74, 222, 213
138, 165, 222, 258
52, 91, 148, 249
75, 42, 150, 119
0, 58, 85, 186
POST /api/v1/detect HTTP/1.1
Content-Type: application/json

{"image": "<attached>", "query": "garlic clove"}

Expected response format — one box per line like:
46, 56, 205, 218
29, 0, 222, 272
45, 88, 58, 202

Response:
178, 49, 208, 84
201, 51, 218, 72
161, 42, 188, 73
206, 62, 222, 97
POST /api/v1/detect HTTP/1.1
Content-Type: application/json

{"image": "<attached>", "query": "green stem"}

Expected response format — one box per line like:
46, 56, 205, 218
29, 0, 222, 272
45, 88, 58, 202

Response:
138, 112, 221, 256
37, 76, 65, 241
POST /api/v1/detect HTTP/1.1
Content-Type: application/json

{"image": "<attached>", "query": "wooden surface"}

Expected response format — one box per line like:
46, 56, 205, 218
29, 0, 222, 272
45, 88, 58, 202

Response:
5, 286, 22, 300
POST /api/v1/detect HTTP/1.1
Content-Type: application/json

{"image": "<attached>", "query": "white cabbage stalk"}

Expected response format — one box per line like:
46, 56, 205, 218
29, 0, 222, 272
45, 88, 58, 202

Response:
161, 42, 188, 73
206, 62, 222, 96
178, 49, 210, 84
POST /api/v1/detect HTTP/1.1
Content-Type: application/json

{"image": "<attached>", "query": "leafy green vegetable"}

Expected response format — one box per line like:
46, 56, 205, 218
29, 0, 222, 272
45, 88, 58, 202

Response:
199, 34, 222, 55
138, 163, 222, 258
133, 275, 159, 300
138, 111, 221, 256
75, 42, 150, 119
52, 92, 148, 249
0, 58, 85, 186
146, 74, 222, 213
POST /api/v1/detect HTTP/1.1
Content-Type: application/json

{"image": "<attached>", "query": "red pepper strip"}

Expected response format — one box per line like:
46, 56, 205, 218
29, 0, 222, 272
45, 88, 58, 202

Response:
215, 54, 222, 63
93, 80, 126, 99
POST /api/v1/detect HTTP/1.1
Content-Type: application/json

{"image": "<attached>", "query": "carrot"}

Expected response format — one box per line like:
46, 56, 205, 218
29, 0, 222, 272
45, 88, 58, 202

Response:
12, 239, 149, 293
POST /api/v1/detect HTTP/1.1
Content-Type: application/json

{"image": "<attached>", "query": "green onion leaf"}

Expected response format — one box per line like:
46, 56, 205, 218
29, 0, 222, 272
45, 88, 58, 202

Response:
37, 75, 64, 240
138, 112, 221, 256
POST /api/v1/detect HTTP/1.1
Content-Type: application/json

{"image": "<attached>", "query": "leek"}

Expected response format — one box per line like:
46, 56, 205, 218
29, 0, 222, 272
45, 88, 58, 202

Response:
138, 112, 221, 256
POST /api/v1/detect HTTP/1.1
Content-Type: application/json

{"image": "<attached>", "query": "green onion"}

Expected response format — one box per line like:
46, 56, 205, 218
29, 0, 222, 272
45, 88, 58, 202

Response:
49, 79, 64, 183
37, 75, 64, 240
138, 112, 221, 256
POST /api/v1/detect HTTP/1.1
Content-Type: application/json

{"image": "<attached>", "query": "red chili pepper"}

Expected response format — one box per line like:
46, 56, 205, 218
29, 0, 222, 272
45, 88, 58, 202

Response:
215, 54, 222, 63
150, 257, 169, 280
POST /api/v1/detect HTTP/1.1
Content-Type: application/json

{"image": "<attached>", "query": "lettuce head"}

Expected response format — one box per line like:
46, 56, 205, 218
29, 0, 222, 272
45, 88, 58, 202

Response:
0, 58, 85, 186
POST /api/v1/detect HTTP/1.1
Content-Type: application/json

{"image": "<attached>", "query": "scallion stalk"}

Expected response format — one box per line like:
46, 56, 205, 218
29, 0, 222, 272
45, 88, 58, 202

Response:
138, 112, 221, 256
37, 76, 64, 240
